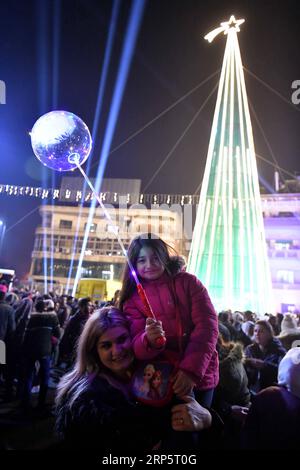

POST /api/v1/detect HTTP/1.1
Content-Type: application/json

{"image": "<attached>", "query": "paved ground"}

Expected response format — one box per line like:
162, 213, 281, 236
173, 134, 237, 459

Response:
0, 367, 64, 450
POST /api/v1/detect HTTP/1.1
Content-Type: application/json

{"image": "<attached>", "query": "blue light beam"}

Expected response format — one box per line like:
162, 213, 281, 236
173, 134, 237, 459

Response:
72, 0, 147, 297
50, 0, 61, 292
66, 0, 121, 294
36, 0, 50, 293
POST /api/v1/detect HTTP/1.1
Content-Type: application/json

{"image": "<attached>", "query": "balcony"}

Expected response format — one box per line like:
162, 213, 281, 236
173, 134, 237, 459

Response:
272, 281, 300, 290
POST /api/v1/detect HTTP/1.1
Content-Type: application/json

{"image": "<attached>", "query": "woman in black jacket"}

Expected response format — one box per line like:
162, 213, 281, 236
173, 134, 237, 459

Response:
21, 298, 60, 408
55, 307, 213, 452
242, 347, 300, 449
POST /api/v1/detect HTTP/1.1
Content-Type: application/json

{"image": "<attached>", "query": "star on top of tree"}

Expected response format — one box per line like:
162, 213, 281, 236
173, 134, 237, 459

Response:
204, 15, 245, 43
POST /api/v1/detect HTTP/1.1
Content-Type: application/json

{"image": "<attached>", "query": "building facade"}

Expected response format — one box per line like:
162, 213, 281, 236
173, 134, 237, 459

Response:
261, 193, 300, 314
29, 204, 183, 294
29, 190, 300, 313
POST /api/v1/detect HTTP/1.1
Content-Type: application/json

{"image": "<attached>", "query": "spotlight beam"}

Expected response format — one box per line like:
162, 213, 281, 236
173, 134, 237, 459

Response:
66, 0, 121, 293
37, 0, 50, 293
72, 0, 146, 297
50, 0, 61, 292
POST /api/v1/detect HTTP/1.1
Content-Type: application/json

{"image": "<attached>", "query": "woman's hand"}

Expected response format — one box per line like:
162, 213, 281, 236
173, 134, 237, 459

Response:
245, 358, 265, 369
230, 405, 249, 424
145, 318, 165, 349
171, 370, 195, 397
171, 395, 212, 432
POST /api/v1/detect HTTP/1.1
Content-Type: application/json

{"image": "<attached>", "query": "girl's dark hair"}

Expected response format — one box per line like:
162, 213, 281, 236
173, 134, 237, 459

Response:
119, 233, 178, 309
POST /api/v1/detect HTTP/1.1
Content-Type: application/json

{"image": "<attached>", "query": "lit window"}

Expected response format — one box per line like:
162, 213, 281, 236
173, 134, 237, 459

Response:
274, 240, 291, 250
277, 270, 294, 284
59, 220, 72, 230
84, 223, 97, 232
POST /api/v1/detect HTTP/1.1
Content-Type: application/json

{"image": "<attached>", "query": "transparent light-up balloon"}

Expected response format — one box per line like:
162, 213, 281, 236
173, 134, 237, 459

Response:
30, 109, 165, 347
30, 110, 92, 171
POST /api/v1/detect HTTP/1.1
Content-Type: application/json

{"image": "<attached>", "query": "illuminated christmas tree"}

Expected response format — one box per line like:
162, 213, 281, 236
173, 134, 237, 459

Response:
188, 16, 273, 314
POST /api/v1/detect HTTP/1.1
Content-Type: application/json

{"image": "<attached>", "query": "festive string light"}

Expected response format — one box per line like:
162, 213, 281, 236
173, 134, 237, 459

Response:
1, 182, 299, 211
0, 183, 145, 202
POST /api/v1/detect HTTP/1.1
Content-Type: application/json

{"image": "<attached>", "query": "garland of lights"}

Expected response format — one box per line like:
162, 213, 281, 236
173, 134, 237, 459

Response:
1, 182, 298, 214
0, 183, 196, 205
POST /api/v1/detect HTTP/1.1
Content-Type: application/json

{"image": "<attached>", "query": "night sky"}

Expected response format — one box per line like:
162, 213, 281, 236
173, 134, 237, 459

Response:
0, 0, 300, 278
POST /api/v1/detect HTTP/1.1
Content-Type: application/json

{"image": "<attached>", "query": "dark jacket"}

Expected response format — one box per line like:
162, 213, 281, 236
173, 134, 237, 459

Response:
55, 374, 167, 452
124, 271, 219, 390
244, 338, 286, 391
14, 298, 33, 344
234, 325, 252, 348
58, 312, 89, 362
22, 311, 60, 357
214, 342, 250, 417
57, 305, 71, 328
0, 300, 15, 342
242, 386, 300, 449
219, 321, 236, 342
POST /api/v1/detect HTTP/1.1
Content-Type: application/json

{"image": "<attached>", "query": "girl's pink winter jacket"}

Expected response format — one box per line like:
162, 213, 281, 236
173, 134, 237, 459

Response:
123, 271, 219, 390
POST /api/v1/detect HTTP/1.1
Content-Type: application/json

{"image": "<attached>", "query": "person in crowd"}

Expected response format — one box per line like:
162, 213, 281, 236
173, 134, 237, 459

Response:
13, 293, 34, 382
277, 314, 300, 350
66, 296, 78, 317
267, 314, 280, 336
218, 320, 231, 344
44, 299, 61, 366
55, 308, 214, 451
119, 233, 219, 408
0, 285, 15, 343
14, 294, 33, 335
244, 310, 255, 323
56, 295, 71, 329
214, 334, 250, 418
0, 285, 16, 399
58, 297, 93, 366
5, 292, 19, 309
232, 311, 252, 347
104, 289, 121, 307
218, 311, 236, 342
242, 347, 300, 449
54, 300, 61, 315
21, 298, 60, 410
244, 320, 286, 393
276, 313, 284, 333
213, 333, 250, 448
241, 320, 255, 344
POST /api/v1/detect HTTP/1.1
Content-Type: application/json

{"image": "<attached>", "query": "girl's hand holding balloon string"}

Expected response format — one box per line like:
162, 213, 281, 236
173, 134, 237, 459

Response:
145, 318, 166, 349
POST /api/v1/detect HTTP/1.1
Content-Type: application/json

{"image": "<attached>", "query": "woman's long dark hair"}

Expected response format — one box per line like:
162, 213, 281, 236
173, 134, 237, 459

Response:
55, 307, 130, 410
119, 233, 182, 310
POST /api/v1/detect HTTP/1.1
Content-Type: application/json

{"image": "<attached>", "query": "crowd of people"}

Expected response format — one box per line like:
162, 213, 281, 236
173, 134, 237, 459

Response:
1, 233, 300, 451
0, 285, 110, 410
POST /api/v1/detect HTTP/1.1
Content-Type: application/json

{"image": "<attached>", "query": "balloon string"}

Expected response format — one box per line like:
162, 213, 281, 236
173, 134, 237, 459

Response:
75, 162, 157, 322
